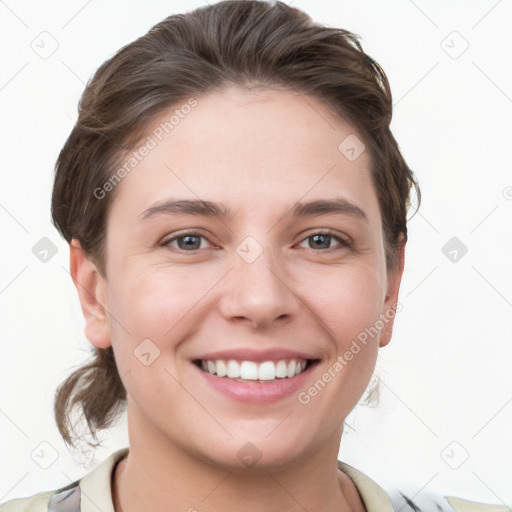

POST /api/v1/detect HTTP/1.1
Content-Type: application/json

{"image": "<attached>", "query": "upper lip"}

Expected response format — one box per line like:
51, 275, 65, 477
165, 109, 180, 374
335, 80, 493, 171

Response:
194, 348, 319, 363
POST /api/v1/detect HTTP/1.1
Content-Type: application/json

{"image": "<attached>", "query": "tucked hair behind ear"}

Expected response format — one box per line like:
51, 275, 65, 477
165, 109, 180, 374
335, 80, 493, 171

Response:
52, 0, 420, 449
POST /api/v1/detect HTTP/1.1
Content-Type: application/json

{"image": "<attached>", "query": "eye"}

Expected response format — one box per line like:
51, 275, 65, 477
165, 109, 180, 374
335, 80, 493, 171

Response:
162, 230, 350, 253
163, 232, 213, 252
296, 230, 350, 251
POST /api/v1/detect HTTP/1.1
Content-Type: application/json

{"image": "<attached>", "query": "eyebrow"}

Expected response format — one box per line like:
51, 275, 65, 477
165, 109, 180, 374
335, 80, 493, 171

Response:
139, 197, 368, 223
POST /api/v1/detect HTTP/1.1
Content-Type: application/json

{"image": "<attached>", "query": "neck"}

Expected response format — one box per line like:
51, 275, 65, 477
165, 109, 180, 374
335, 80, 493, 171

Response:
112, 405, 366, 512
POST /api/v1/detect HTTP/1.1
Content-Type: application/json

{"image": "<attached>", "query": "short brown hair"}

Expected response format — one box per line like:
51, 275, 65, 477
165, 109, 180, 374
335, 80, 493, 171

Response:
51, 0, 420, 448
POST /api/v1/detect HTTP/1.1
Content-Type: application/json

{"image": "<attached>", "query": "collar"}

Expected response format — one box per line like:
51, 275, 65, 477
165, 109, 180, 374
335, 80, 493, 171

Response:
79, 447, 128, 512
337, 460, 394, 512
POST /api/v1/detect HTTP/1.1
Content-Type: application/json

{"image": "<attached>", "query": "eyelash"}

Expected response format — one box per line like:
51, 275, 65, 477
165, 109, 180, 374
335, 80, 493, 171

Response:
161, 230, 351, 254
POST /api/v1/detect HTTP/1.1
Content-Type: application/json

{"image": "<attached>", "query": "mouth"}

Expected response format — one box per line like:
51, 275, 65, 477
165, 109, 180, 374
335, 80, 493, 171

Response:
191, 348, 322, 403
193, 358, 320, 383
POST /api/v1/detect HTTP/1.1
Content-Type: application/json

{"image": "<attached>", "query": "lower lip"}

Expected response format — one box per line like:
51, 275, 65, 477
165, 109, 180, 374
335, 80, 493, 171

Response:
194, 362, 317, 404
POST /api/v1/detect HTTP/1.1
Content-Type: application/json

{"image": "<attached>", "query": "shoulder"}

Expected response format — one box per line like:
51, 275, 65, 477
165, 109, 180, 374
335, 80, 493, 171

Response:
388, 488, 511, 512
0, 483, 80, 512
0, 447, 128, 512
338, 460, 510, 512
0, 490, 54, 512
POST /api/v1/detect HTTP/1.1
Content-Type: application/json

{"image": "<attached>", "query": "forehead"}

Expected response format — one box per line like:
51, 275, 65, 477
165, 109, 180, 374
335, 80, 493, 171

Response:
107, 85, 380, 225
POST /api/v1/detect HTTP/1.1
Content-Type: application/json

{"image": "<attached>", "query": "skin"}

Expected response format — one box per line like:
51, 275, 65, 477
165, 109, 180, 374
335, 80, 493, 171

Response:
70, 85, 405, 512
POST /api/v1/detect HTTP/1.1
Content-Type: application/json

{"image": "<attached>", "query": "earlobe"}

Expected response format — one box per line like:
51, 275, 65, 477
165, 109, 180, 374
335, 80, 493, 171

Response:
379, 238, 406, 348
69, 239, 112, 349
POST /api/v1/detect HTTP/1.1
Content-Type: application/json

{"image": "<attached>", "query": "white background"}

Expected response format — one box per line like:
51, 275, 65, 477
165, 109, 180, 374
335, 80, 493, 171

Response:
1, 0, 511, 507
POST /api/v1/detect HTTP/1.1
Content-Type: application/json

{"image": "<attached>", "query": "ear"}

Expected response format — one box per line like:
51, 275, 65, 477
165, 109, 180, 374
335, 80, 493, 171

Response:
69, 239, 112, 349
379, 237, 406, 348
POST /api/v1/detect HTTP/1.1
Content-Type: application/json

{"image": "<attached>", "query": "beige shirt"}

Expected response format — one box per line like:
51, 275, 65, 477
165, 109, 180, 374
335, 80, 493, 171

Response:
0, 447, 508, 512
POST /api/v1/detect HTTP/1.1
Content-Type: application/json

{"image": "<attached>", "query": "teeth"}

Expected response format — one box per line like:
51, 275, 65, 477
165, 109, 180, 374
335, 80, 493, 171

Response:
275, 360, 288, 378
258, 361, 276, 380
240, 361, 258, 380
227, 360, 240, 378
199, 358, 309, 381
287, 360, 296, 378
216, 360, 227, 377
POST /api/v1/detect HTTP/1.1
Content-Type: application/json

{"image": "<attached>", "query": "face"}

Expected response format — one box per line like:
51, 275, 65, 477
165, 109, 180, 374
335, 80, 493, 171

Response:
74, 85, 404, 471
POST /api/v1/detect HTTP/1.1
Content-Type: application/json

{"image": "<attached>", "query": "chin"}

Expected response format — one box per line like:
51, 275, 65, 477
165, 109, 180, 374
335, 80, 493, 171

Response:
191, 427, 315, 474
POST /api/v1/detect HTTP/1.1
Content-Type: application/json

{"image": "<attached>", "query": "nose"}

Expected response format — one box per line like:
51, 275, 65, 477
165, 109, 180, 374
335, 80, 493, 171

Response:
218, 244, 301, 330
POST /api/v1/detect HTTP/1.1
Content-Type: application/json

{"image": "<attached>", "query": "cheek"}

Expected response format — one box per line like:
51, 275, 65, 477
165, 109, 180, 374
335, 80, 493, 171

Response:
309, 265, 385, 349
107, 272, 190, 404
111, 267, 199, 333
107, 267, 216, 375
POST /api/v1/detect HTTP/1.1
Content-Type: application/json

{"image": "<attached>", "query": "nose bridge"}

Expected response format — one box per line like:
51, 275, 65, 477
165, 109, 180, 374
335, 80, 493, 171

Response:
237, 237, 281, 292
220, 234, 299, 328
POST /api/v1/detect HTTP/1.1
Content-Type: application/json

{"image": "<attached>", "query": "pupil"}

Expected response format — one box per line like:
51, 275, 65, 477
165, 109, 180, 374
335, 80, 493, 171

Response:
312, 234, 329, 249
180, 235, 199, 250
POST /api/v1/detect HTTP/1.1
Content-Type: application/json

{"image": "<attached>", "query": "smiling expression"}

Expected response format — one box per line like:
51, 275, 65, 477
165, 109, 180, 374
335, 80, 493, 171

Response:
84, 85, 403, 471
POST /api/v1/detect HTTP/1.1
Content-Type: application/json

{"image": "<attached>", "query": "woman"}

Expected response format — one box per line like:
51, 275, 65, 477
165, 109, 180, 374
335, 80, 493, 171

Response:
0, 1, 507, 511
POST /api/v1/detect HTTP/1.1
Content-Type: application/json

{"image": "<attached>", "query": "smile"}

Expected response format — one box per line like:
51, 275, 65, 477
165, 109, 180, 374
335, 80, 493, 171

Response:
192, 348, 321, 402
199, 358, 309, 382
